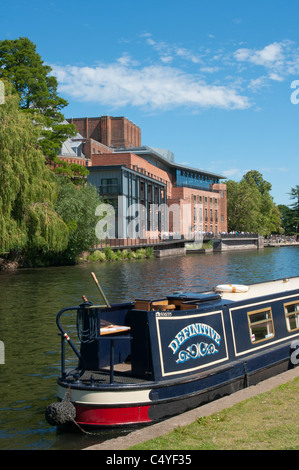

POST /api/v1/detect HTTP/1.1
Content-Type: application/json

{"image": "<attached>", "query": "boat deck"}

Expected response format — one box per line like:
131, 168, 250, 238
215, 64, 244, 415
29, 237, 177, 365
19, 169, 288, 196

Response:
78, 368, 148, 386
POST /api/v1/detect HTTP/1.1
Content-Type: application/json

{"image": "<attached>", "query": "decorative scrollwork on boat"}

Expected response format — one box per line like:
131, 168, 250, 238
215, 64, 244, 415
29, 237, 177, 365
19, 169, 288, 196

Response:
176, 342, 219, 363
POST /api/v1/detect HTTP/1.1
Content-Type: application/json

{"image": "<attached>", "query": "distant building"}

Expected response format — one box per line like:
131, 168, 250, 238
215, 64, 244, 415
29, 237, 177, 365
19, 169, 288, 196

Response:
57, 131, 88, 166
69, 116, 227, 239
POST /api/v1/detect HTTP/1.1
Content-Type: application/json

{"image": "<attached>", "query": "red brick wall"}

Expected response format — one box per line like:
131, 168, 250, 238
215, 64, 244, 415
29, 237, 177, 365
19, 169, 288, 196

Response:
85, 138, 113, 161
91, 152, 172, 187
69, 116, 141, 149
165, 185, 227, 234
91, 153, 227, 234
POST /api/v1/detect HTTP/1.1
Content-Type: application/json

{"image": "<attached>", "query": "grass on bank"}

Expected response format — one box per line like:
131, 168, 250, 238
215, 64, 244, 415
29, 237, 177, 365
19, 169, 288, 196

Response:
84, 247, 154, 263
129, 376, 299, 450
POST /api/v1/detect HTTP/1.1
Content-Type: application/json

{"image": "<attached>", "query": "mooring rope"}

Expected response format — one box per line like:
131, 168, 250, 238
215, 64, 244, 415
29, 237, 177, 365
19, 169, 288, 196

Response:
76, 308, 98, 343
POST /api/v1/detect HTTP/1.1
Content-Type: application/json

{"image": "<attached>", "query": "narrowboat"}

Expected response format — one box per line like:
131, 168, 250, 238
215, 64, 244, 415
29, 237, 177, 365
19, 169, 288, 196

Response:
46, 273, 299, 429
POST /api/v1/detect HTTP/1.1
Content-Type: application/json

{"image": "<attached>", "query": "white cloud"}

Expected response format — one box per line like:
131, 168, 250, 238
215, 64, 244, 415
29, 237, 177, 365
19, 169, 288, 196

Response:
233, 40, 299, 90
52, 61, 250, 111
268, 72, 284, 82
51, 36, 299, 114
248, 76, 268, 91
234, 42, 284, 66
200, 66, 220, 74
144, 34, 203, 65
221, 168, 244, 179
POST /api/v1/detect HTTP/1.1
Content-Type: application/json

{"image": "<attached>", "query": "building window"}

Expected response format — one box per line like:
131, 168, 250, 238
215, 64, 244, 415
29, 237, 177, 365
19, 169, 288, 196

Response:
100, 178, 118, 194
284, 301, 299, 332
248, 308, 274, 343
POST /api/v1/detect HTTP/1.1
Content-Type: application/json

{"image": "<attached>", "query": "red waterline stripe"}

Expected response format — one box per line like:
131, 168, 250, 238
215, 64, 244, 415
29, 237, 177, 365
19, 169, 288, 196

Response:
75, 404, 152, 426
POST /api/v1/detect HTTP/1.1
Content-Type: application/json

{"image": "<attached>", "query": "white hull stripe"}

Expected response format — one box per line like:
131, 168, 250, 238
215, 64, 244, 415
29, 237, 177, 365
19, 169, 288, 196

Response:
58, 385, 151, 406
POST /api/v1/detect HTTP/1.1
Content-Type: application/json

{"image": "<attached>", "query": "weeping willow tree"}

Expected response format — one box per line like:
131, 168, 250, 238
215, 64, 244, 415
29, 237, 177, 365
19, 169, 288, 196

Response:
0, 82, 69, 259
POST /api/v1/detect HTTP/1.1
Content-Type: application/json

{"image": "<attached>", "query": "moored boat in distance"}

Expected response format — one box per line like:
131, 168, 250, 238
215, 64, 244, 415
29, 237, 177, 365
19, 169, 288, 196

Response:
46, 274, 299, 429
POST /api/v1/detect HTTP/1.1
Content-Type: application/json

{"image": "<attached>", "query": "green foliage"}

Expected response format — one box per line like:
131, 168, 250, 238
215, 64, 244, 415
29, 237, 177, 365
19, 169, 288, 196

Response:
86, 247, 154, 263
54, 180, 101, 263
40, 122, 78, 160
226, 178, 261, 232
0, 84, 69, 257
289, 185, 299, 215
0, 37, 76, 159
25, 202, 69, 254
278, 186, 299, 235
51, 157, 89, 182
226, 170, 281, 236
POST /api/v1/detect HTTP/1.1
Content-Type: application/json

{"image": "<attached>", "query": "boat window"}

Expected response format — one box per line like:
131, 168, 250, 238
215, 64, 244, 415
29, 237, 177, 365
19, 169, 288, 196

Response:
248, 308, 274, 343
284, 301, 299, 332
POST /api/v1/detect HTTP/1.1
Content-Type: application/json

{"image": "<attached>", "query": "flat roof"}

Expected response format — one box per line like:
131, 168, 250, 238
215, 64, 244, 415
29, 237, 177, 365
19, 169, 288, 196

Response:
216, 277, 299, 303
113, 146, 225, 180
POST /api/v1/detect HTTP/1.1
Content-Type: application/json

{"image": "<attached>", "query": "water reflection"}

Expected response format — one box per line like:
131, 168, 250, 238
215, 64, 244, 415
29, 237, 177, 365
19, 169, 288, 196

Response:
0, 247, 298, 449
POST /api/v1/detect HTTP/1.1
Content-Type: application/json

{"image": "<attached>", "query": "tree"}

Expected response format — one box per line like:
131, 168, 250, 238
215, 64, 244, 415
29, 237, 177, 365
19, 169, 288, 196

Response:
226, 179, 261, 232
289, 186, 299, 215
54, 179, 101, 263
288, 185, 299, 236
226, 170, 281, 235
278, 204, 296, 235
0, 82, 69, 257
0, 37, 76, 159
242, 170, 272, 195
51, 157, 89, 183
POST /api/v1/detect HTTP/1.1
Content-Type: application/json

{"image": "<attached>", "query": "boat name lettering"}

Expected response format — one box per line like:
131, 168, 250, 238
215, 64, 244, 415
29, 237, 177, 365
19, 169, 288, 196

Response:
176, 342, 219, 363
168, 323, 221, 355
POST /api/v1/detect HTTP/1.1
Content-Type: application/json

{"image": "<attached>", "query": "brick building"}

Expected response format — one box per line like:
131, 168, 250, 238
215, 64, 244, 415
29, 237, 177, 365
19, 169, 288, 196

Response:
68, 116, 141, 151
69, 116, 227, 239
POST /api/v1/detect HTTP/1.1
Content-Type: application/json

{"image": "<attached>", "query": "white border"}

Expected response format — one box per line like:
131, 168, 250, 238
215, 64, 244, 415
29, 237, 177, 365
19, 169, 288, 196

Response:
155, 310, 229, 377
229, 293, 299, 357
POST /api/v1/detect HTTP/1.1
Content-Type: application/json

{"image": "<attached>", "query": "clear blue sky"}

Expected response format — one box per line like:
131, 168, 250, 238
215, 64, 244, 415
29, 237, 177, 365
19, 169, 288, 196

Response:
1, 0, 299, 205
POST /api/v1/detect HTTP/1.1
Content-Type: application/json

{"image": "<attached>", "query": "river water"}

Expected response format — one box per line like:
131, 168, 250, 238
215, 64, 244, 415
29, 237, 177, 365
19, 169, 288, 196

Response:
0, 246, 298, 450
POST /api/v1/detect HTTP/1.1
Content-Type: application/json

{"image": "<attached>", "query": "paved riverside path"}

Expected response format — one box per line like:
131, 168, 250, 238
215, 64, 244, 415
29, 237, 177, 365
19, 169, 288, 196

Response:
83, 367, 299, 450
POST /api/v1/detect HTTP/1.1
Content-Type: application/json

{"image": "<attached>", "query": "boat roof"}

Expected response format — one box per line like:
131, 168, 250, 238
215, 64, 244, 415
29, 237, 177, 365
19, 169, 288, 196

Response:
167, 277, 299, 306
216, 277, 299, 303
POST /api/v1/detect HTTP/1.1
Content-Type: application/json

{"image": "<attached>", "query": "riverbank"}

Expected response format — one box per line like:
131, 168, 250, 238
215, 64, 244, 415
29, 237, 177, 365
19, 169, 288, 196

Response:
81, 246, 154, 262
1, 238, 298, 271
83, 367, 299, 451
0, 246, 154, 270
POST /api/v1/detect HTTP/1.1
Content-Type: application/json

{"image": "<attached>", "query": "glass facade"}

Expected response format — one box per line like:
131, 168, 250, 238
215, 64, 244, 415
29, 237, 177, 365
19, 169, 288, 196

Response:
175, 169, 219, 191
